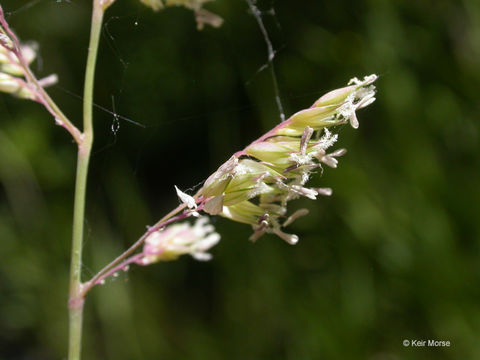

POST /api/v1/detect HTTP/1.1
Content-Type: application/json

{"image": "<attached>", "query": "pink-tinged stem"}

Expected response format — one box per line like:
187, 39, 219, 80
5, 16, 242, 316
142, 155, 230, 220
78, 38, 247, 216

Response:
0, 6, 83, 144
90, 253, 145, 287
81, 207, 199, 296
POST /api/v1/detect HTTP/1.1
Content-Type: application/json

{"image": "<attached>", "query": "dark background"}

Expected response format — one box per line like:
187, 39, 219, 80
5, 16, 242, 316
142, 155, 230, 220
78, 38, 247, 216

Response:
0, 0, 479, 359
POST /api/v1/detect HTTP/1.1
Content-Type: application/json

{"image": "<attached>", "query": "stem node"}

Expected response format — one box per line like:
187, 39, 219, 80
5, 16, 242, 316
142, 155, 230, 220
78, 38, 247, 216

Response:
67, 2, 105, 360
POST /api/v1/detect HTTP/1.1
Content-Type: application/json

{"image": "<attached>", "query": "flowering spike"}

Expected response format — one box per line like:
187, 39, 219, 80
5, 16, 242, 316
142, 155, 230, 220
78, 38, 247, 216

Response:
198, 75, 377, 243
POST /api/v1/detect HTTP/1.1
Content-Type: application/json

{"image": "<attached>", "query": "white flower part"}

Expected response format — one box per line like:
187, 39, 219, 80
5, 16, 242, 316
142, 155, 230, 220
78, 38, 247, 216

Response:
356, 87, 376, 110
320, 155, 339, 168
355, 85, 374, 101
300, 171, 310, 185
234, 161, 254, 176
348, 74, 378, 86
329, 148, 347, 157
317, 128, 338, 150
191, 252, 213, 261
142, 216, 220, 263
315, 187, 333, 196
272, 227, 299, 245
317, 147, 346, 168
338, 93, 359, 128
289, 152, 313, 165
289, 184, 318, 200
289, 128, 337, 167
175, 185, 197, 209
340, 75, 377, 128
19, 42, 38, 64
192, 216, 215, 236
247, 182, 272, 198
191, 233, 221, 261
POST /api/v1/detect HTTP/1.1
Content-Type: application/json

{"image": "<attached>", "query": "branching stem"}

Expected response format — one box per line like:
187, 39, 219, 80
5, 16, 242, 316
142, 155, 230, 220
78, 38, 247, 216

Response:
67, 1, 105, 360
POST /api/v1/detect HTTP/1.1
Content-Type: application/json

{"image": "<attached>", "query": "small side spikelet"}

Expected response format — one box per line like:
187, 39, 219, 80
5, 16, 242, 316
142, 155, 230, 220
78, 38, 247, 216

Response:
141, 217, 220, 263
0, 15, 57, 100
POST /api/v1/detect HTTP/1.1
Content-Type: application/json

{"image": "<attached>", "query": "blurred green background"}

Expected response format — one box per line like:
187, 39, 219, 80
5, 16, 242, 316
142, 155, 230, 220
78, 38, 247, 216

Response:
0, 0, 479, 359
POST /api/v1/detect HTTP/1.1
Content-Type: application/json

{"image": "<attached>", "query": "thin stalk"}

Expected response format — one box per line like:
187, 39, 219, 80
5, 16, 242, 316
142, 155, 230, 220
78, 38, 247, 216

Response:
82, 206, 188, 295
67, 2, 105, 360
24, 65, 83, 143
83, 189, 207, 296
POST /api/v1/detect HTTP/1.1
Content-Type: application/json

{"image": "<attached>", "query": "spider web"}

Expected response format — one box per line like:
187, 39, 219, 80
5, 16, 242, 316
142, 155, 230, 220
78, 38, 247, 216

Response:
3, 0, 289, 144
245, 0, 286, 122
1, 0, 289, 246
